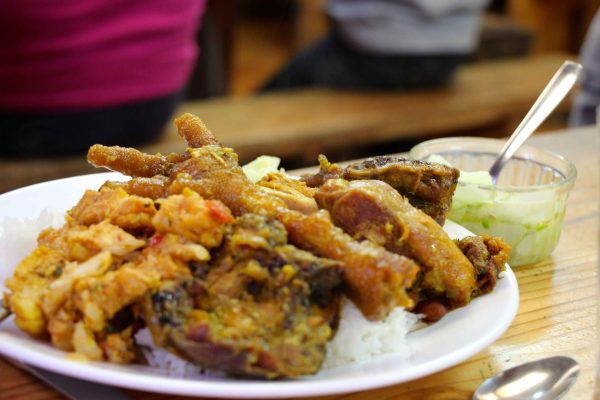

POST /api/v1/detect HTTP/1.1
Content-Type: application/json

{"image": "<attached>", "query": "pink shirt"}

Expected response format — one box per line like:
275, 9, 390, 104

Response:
0, 0, 206, 112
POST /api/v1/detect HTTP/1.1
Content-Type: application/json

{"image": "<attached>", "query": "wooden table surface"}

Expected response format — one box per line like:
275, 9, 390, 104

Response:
1, 127, 598, 400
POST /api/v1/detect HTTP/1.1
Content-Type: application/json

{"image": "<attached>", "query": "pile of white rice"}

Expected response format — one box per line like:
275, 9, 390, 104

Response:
323, 299, 420, 369
0, 209, 64, 285
1, 209, 421, 376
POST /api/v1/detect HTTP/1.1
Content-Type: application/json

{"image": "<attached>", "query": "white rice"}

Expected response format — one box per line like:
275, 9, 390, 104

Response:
0, 209, 64, 284
323, 299, 420, 369
2, 209, 420, 375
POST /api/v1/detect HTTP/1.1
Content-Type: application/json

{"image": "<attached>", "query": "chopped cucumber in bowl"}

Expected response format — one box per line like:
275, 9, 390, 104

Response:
422, 148, 576, 266
449, 180, 568, 266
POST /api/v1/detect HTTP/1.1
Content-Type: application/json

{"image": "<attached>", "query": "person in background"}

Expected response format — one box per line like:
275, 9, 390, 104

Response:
0, 0, 207, 157
261, 0, 489, 92
569, 9, 600, 127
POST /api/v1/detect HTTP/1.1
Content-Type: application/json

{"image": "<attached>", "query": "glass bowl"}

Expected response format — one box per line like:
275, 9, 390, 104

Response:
409, 137, 577, 266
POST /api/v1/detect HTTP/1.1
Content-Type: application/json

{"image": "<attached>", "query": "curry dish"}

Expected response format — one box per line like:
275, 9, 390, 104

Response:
4, 113, 510, 378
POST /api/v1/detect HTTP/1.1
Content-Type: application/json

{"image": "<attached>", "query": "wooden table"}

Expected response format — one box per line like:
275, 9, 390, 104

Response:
1, 127, 597, 399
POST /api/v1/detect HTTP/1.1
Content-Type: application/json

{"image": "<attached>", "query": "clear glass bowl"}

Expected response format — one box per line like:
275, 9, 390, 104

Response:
409, 137, 577, 266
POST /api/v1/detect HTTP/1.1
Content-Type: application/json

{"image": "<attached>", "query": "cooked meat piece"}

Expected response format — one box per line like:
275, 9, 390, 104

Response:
87, 145, 184, 178
300, 155, 345, 188
152, 188, 234, 247
88, 115, 418, 320
456, 235, 510, 296
315, 179, 476, 308
174, 113, 220, 147
302, 155, 460, 225
167, 147, 283, 217
39, 220, 146, 262
67, 187, 157, 233
165, 147, 419, 320
101, 176, 170, 200
259, 172, 317, 199
6, 186, 232, 363
144, 214, 344, 378
5, 245, 66, 337
280, 209, 417, 320
256, 172, 318, 214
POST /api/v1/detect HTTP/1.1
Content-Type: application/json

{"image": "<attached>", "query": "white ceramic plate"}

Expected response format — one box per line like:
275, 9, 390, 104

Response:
0, 173, 519, 398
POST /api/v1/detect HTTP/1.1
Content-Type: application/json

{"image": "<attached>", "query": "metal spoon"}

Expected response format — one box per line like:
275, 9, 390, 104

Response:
488, 61, 582, 184
473, 356, 580, 400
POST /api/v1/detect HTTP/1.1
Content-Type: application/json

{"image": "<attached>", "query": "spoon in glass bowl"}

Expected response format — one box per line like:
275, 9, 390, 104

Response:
488, 61, 582, 184
472, 356, 580, 400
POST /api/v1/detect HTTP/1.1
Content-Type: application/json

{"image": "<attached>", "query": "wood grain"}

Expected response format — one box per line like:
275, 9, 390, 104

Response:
1, 127, 597, 400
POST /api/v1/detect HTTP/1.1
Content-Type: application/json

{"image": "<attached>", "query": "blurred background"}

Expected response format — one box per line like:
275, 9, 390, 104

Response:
1, 0, 599, 192
200, 0, 597, 97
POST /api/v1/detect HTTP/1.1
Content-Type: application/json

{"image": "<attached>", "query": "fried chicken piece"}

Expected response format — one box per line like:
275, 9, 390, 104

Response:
39, 220, 146, 262
7, 211, 150, 346
6, 185, 234, 363
302, 155, 460, 225
86, 114, 210, 178
153, 188, 234, 246
5, 246, 66, 337
256, 172, 318, 214
87, 145, 185, 178
315, 179, 476, 307
456, 235, 510, 296
166, 148, 419, 320
101, 176, 170, 200
143, 214, 343, 379
174, 113, 220, 147
300, 155, 344, 188
86, 116, 419, 320
280, 210, 417, 319
67, 187, 157, 233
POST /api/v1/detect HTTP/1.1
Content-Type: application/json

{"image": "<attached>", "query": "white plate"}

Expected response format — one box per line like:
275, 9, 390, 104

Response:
0, 173, 519, 398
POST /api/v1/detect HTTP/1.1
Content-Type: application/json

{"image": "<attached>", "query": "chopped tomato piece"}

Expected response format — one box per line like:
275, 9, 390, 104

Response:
207, 200, 234, 223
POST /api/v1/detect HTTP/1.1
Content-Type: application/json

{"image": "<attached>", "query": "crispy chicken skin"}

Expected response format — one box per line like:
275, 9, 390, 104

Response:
144, 214, 343, 378
302, 155, 460, 225
100, 176, 170, 200
5, 245, 66, 337
87, 115, 419, 320
174, 113, 220, 147
166, 147, 419, 320
256, 172, 319, 214
67, 187, 157, 233
6, 186, 231, 363
87, 145, 186, 179
315, 179, 476, 307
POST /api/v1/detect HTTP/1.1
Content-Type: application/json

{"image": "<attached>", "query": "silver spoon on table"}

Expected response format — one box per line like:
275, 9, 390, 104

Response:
472, 356, 580, 400
488, 60, 582, 184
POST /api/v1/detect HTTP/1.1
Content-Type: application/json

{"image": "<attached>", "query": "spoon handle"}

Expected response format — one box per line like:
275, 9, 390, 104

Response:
489, 60, 582, 183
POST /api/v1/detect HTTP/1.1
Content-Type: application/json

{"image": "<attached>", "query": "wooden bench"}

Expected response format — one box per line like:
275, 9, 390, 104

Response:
0, 53, 574, 193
